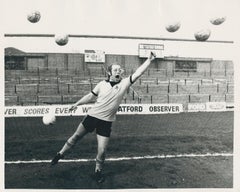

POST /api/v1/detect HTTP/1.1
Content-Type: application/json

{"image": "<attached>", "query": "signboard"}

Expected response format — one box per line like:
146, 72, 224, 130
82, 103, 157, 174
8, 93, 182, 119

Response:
138, 43, 164, 58
188, 102, 227, 112
188, 103, 206, 112
206, 102, 226, 112
4, 102, 230, 117
84, 50, 105, 63
4, 104, 183, 117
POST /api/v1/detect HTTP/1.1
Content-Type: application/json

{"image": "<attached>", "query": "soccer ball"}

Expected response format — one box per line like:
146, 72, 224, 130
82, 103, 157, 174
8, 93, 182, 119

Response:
42, 113, 56, 125
27, 10, 41, 23
194, 29, 211, 41
210, 17, 226, 25
55, 34, 69, 46
165, 21, 181, 32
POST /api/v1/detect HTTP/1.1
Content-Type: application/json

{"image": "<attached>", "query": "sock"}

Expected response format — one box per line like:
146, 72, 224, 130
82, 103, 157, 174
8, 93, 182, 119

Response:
59, 133, 81, 155
95, 156, 105, 172
59, 141, 73, 155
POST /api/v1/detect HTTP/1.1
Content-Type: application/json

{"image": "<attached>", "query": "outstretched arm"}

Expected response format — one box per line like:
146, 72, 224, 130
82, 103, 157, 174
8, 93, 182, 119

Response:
69, 92, 96, 111
131, 52, 156, 83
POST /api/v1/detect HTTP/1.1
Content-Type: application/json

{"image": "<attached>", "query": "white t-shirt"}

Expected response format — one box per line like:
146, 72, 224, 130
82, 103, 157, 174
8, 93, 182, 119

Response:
87, 76, 133, 122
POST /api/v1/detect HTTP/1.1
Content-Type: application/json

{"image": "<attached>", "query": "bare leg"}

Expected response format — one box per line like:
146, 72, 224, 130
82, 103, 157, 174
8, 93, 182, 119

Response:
51, 123, 88, 165
95, 134, 110, 172
59, 123, 88, 155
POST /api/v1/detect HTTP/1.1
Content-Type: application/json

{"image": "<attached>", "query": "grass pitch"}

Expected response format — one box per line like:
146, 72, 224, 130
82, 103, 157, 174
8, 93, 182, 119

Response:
5, 111, 233, 188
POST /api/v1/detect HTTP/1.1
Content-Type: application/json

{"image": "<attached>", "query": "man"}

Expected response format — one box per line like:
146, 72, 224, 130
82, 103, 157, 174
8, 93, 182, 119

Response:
51, 51, 156, 183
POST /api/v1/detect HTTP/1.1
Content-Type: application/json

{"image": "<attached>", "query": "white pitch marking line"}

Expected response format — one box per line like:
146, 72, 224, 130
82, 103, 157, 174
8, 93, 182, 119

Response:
5, 153, 233, 164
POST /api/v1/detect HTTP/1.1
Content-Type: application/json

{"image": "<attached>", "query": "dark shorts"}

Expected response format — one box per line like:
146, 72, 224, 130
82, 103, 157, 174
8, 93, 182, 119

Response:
82, 115, 112, 137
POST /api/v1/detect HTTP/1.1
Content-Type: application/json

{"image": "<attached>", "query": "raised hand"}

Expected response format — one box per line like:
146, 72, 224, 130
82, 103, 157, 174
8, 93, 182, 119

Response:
69, 105, 77, 112
149, 51, 156, 61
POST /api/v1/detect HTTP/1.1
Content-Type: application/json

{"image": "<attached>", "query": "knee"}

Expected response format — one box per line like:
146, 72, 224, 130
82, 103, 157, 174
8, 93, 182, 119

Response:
67, 133, 80, 145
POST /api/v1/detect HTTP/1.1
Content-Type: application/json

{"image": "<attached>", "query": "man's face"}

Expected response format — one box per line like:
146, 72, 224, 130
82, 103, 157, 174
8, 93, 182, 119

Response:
109, 64, 123, 82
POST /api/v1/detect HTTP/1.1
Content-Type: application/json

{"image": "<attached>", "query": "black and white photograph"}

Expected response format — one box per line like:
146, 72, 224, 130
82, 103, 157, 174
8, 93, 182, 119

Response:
1, 0, 239, 191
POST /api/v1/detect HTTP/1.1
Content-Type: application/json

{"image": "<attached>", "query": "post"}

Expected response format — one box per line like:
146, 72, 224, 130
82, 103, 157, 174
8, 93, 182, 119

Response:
37, 84, 39, 94
57, 84, 60, 94
138, 97, 141, 104
68, 84, 70, 93
61, 95, 63, 104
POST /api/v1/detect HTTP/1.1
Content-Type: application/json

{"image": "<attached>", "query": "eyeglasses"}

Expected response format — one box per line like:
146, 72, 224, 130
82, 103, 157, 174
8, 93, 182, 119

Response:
112, 68, 124, 74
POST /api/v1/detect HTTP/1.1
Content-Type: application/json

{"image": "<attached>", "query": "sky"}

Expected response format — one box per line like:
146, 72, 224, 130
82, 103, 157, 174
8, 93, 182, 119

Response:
1, 0, 240, 59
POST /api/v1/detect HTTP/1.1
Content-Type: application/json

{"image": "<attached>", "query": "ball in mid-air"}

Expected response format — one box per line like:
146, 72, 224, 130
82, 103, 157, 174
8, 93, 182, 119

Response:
27, 10, 41, 23
42, 112, 56, 125
55, 34, 69, 46
194, 29, 211, 41
165, 21, 181, 32
210, 17, 226, 25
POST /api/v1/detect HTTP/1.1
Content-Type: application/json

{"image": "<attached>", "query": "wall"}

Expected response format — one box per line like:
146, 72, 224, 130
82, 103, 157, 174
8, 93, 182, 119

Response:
24, 52, 233, 75
27, 57, 45, 69
211, 60, 234, 76
67, 54, 85, 70
197, 61, 210, 73
47, 53, 66, 69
